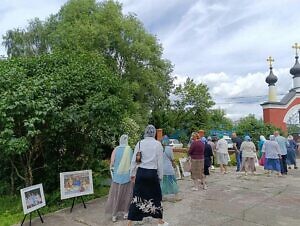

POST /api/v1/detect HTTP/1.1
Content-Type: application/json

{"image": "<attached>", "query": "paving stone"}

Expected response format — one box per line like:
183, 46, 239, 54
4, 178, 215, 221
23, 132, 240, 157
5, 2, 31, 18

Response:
14, 166, 300, 226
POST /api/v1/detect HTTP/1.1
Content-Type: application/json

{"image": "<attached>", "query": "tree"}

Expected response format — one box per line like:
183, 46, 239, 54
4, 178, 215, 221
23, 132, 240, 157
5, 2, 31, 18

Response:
207, 108, 233, 131
235, 114, 282, 146
172, 78, 215, 132
2, 0, 173, 114
0, 52, 131, 187
2, 18, 49, 57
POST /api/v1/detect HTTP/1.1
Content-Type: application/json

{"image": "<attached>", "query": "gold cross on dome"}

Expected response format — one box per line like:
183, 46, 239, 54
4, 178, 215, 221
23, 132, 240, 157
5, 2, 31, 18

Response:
292, 42, 300, 56
266, 56, 274, 68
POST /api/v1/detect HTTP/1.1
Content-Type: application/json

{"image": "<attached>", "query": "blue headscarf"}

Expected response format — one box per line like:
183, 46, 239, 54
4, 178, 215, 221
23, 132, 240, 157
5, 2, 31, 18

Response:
201, 137, 207, 143
161, 135, 170, 146
244, 135, 251, 141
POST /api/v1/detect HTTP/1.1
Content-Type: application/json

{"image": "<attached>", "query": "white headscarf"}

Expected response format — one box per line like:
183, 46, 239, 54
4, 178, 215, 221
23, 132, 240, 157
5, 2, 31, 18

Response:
119, 134, 128, 146
144, 124, 156, 138
260, 135, 266, 141
117, 134, 131, 174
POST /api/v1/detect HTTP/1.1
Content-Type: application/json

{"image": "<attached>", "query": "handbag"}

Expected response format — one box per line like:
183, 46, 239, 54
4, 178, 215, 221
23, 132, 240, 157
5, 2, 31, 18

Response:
259, 153, 265, 166
136, 141, 142, 164
183, 157, 191, 172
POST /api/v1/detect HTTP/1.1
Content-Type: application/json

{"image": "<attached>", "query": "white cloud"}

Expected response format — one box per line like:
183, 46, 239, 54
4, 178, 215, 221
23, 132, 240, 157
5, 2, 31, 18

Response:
121, 0, 300, 75
174, 67, 293, 120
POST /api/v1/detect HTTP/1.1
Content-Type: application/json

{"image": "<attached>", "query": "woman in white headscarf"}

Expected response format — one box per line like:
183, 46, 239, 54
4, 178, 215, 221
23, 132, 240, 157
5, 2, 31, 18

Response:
127, 125, 169, 226
105, 134, 134, 222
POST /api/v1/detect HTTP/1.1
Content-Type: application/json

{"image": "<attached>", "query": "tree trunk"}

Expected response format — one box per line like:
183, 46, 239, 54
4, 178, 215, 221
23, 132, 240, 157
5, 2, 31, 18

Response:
25, 165, 33, 186
10, 169, 15, 195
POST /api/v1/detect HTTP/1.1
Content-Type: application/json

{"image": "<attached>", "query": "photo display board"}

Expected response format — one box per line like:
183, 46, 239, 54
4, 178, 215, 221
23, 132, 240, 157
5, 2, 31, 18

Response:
60, 170, 94, 200
20, 183, 46, 214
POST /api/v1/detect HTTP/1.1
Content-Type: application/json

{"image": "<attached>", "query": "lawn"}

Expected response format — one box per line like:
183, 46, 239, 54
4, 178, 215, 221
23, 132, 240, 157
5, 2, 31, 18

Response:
0, 175, 110, 226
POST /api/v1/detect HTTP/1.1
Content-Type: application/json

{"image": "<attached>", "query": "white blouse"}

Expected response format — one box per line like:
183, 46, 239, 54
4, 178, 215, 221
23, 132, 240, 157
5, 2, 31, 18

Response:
216, 138, 228, 154
130, 137, 164, 180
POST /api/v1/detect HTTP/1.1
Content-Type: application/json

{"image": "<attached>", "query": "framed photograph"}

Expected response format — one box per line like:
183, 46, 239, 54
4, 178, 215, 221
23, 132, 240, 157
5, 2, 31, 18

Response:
179, 157, 191, 177
20, 184, 46, 214
174, 164, 182, 180
60, 170, 94, 200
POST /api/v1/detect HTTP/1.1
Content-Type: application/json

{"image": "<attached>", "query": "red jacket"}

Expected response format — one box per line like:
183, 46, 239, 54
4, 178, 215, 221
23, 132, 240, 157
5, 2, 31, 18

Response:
188, 140, 204, 159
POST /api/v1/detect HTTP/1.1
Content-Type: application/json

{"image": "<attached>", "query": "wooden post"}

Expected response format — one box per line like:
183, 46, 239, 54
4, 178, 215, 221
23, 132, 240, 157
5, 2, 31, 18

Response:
156, 129, 163, 141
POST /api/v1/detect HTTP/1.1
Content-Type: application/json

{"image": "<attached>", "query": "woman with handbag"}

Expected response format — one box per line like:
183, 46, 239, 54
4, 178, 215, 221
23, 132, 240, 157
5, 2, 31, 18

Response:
127, 125, 169, 226
160, 135, 181, 202
105, 134, 134, 222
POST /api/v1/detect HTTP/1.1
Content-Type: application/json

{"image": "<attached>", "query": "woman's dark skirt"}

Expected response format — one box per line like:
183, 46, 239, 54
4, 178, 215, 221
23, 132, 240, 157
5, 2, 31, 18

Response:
204, 157, 211, 175
128, 167, 163, 221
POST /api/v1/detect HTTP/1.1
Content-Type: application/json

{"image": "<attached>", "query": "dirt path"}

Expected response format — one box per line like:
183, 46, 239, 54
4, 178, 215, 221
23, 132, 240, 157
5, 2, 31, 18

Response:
18, 166, 300, 226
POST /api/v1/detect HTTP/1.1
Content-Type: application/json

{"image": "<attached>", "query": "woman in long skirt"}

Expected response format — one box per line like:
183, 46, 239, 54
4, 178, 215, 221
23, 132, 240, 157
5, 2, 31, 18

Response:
287, 135, 298, 169
262, 135, 282, 176
127, 125, 168, 226
188, 132, 205, 191
105, 135, 134, 222
160, 135, 180, 201
202, 137, 213, 177
240, 135, 257, 175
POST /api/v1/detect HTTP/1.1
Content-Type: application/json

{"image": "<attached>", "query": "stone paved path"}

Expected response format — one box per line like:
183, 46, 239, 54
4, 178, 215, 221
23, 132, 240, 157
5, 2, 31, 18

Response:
18, 166, 300, 226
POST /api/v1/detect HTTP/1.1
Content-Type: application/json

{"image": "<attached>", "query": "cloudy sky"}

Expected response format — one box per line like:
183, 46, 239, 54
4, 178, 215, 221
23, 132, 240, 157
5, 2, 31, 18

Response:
1, 0, 300, 120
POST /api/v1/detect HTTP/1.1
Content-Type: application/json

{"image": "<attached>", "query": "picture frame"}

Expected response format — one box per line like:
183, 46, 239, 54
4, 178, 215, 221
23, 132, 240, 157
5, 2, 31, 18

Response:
179, 157, 191, 177
60, 170, 94, 200
174, 164, 182, 180
20, 183, 46, 215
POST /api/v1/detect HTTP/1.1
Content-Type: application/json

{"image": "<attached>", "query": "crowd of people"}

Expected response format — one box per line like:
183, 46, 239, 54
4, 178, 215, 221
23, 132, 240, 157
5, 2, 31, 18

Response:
105, 125, 298, 225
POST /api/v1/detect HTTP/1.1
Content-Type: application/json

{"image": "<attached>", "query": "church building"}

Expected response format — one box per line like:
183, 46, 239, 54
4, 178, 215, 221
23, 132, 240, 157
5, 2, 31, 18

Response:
261, 43, 300, 131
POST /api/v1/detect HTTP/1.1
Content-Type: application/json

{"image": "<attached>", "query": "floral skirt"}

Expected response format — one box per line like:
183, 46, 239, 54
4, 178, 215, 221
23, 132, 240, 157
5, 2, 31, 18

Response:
128, 168, 163, 221
160, 175, 179, 196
